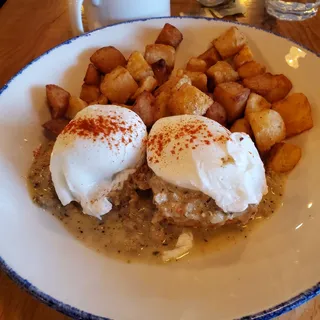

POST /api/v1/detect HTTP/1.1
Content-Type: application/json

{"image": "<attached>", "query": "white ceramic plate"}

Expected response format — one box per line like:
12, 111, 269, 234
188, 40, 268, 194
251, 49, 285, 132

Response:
0, 17, 319, 320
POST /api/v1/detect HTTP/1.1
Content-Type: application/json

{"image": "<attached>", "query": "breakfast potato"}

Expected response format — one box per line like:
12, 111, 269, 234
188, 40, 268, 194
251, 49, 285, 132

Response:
213, 27, 247, 59
177, 69, 207, 92
90, 46, 126, 74
204, 101, 227, 126
97, 94, 108, 104
245, 93, 271, 118
46, 84, 70, 119
132, 91, 155, 127
230, 118, 253, 138
247, 109, 286, 153
80, 84, 100, 104
83, 63, 101, 86
267, 142, 302, 173
155, 74, 191, 97
151, 59, 169, 86
89, 94, 109, 106
66, 96, 88, 119
243, 73, 273, 95
243, 73, 292, 103
266, 75, 292, 102
272, 93, 313, 138
154, 91, 170, 121
168, 83, 213, 116
186, 58, 208, 73
155, 23, 183, 49
42, 118, 69, 138
126, 51, 154, 82
213, 82, 250, 123
233, 45, 253, 69
132, 76, 158, 100
153, 75, 192, 117
198, 46, 221, 67
237, 61, 266, 79
100, 66, 138, 103
206, 61, 239, 85
145, 44, 175, 70
188, 73, 207, 93
176, 69, 185, 77
172, 75, 193, 92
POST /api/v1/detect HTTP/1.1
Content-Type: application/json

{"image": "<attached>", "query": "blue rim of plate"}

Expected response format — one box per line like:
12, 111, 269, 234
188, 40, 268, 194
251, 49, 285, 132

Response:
0, 16, 319, 320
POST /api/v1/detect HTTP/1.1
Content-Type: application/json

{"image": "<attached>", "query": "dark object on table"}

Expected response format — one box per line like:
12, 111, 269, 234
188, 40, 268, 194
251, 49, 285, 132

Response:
0, 0, 6, 8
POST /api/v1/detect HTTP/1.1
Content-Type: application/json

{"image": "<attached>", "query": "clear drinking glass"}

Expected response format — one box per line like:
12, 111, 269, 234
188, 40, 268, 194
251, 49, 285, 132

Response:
266, 0, 320, 21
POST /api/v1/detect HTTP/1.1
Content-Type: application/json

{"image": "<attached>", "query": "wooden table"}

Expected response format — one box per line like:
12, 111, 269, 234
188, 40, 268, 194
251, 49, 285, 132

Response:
0, 0, 319, 319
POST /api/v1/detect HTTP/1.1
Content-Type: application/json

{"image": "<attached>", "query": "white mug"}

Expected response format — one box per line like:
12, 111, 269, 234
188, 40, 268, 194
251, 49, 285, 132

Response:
68, 0, 171, 36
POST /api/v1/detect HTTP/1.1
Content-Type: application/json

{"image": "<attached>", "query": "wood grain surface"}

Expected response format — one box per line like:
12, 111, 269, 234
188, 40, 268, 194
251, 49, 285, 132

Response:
0, 0, 319, 319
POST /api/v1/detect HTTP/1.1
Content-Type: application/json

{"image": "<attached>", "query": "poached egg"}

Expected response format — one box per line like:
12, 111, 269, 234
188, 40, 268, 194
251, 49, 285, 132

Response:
50, 105, 147, 218
147, 115, 267, 213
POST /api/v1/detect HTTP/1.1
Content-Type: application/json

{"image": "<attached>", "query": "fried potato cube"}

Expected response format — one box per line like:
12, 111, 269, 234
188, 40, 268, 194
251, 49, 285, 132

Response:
83, 63, 101, 86
177, 69, 207, 92
145, 44, 175, 69
207, 61, 239, 85
155, 23, 183, 49
243, 73, 272, 95
126, 51, 154, 82
186, 58, 208, 73
151, 59, 169, 86
213, 27, 247, 59
175, 69, 185, 78
198, 46, 221, 67
213, 82, 250, 123
237, 61, 266, 79
272, 93, 313, 138
100, 66, 138, 103
97, 94, 108, 104
243, 73, 292, 103
66, 96, 88, 119
42, 118, 69, 138
267, 142, 302, 173
230, 118, 253, 138
245, 93, 271, 118
233, 45, 253, 69
132, 91, 155, 127
205, 101, 227, 126
173, 75, 192, 91
154, 91, 170, 121
132, 76, 158, 100
155, 74, 191, 97
90, 46, 126, 74
88, 94, 109, 106
168, 83, 213, 116
266, 75, 292, 103
80, 84, 100, 103
187, 72, 207, 92
247, 109, 286, 153
46, 84, 70, 119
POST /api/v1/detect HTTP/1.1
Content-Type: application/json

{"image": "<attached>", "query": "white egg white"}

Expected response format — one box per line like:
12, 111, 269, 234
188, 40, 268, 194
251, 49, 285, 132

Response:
50, 105, 147, 218
147, 115, 268, 213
